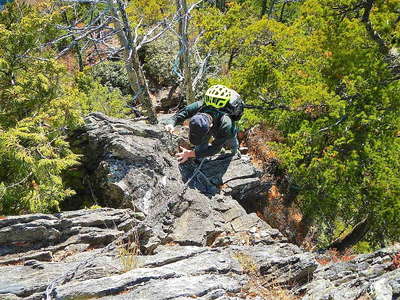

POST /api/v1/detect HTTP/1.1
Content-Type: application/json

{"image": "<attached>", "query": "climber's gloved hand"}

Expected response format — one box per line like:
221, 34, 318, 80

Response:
165, 124, 175, 133
176, 146, 195, 164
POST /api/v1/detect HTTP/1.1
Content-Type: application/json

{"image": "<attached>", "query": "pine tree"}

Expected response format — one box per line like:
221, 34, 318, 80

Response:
0, 2, 82, 214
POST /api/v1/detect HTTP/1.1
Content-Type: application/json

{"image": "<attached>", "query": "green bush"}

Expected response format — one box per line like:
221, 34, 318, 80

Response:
74, 72, 131, 118
88, 61, 132, 95
140, 32, 179, 89
0, 2, 84, 214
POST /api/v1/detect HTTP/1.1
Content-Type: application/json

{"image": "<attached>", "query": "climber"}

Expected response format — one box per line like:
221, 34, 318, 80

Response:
165, 85, 244, 164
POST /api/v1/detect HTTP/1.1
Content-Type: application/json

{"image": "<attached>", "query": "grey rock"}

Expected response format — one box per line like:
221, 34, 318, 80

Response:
156, 87, 182, 111
0, 250, 52, 265
0, 218, 61, 244
0, 208, 141, 299
371, 277, 393, 300
97, 274, 243, 300
0, 294, 22, 300
54, 266, 181, 299
77, 113, 283, 251
1, 113, 398, 300
302, 245, 400, 300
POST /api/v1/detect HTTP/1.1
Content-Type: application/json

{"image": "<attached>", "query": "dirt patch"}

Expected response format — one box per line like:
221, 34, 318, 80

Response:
241, 124, 312, 246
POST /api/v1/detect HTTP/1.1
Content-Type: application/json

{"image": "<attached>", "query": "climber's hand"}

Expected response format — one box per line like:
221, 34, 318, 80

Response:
176, 146, 195, 164
165, 124, 175, 133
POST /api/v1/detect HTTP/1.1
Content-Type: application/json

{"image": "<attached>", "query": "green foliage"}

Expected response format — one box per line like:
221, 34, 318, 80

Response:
354, 241, 373, 254
75, 71, 131, 118
0, 2, 130, 215
141, 32, 179, 89
88, 61, 132, 95
126, 0, 173, 25
198, 0, 400, 248
1, 0, 399, 252
0, 2, 82, 214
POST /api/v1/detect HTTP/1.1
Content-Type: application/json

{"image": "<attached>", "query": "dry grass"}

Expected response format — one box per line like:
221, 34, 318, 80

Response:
242, 124, 311, 246
390, 252, 400, 270
243, 124, 283, 169
244, 277, 299, 300
52, 249, 78, 262
231, 251, 258, 275
231, 251, 299, 300
117, 232, 140, 273
59, 53, 79, 74
15, 0, 48, 6
316, 248, 356, 266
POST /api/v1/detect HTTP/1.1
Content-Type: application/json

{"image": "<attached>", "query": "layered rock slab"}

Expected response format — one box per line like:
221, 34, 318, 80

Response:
0, 216, 316, 299
77, 112, 272, 250
302, 245, 400, 300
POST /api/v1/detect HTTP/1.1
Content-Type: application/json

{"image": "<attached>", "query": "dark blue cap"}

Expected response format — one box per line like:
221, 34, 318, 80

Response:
189, 113, 211, 145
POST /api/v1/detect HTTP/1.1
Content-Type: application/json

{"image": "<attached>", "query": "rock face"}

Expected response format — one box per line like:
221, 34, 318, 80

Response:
302, 246, 400, 300
0, 113, 399, 300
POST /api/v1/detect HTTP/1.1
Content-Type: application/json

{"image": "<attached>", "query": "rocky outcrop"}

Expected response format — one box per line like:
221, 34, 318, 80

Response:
76, 112, 271, 252
301, 245, 400, 300
1, 113, 399, 300
0, 207, 315, 300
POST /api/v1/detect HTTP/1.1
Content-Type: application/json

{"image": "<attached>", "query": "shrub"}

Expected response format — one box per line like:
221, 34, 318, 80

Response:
140, 32, 179, 89
88, 61, 132, 95
74, 72, 130, 118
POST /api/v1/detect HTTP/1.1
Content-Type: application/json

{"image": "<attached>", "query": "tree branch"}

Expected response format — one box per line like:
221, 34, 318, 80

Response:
192, 51, 211, 90
361, 0, 390, 55
319, 115, 347, 132
244, 104, 291, 111
328, 215, 371, 252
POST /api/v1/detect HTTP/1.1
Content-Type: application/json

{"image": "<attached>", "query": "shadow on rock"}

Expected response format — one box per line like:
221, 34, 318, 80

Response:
179, 154, 234, 196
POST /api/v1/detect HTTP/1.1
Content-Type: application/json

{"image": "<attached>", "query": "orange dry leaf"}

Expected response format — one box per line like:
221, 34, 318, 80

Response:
268, 185, 281, 200
391, 253, 400, 270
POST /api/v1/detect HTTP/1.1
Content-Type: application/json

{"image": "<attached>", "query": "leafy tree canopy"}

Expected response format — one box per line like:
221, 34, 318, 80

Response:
0, 1, 129, 214
205, 0, 400, 248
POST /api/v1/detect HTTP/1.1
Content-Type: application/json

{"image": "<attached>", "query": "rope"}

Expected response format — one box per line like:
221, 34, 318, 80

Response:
178, 158, 205, 198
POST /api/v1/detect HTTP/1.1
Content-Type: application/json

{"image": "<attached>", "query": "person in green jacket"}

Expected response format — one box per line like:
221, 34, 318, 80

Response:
165, 85, 241, 164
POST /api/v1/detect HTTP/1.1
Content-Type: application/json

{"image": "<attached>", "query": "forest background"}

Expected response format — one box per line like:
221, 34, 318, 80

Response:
0, 0, 399, 253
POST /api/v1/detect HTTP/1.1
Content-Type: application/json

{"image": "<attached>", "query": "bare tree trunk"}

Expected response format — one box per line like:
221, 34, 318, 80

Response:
227, 48, 238, 72
279, 1, 287, 22
62, 11, 84, 71
106, 0, 138, 93
131, 50, 158, 124
260, 0, 267, 19
361, 0, 389, 55
216, 0, 225, 11
328, 216, 371, 252
107, 0, 157, 124
268, 0, 276, 18
176, 0, 194, 104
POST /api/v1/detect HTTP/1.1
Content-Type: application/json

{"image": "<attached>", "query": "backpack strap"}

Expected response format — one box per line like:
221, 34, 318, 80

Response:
199, 104, 237, 136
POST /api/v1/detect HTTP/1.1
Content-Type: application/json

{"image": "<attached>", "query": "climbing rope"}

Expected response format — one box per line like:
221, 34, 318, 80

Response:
178, 157, 205, 198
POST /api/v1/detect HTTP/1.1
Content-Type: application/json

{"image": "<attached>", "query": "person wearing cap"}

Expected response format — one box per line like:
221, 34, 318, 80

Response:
165, 100, 239, 164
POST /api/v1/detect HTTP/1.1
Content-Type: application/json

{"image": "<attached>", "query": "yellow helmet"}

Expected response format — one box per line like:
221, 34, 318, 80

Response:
204, 85, 235, 109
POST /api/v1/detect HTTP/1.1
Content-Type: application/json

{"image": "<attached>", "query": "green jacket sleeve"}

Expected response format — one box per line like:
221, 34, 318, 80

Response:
166, 101, 203, 126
